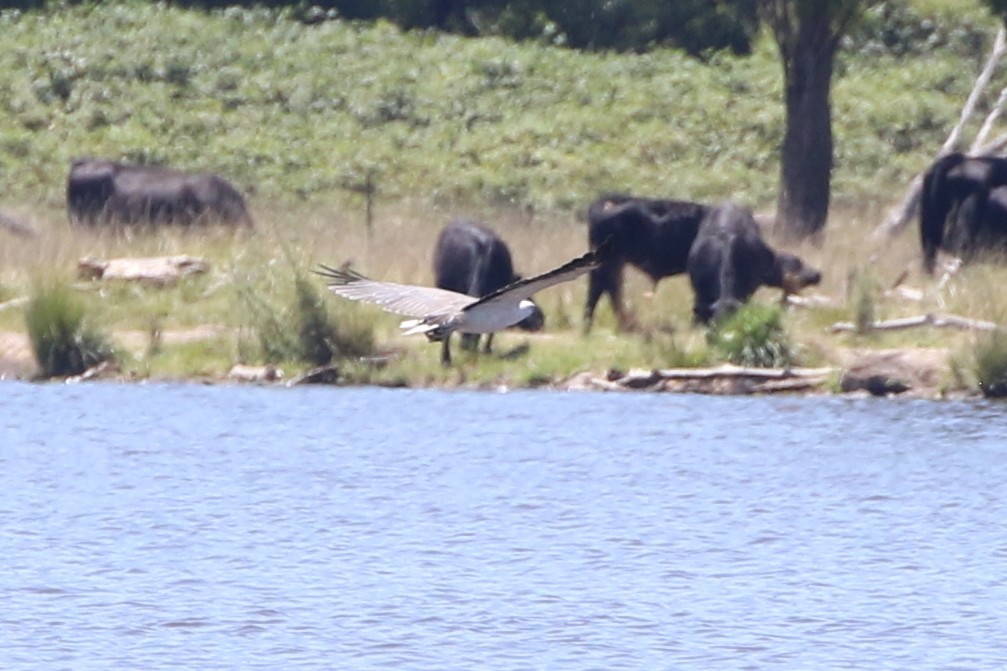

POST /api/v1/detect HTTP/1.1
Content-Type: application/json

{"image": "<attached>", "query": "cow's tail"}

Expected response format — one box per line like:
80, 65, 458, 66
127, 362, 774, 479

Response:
710, 236, 741, 322
920, 152, 964, 274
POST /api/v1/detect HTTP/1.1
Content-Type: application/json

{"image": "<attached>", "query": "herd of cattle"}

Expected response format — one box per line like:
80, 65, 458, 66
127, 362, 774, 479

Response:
51, 151, 1007, 357
432, 195, 822, 362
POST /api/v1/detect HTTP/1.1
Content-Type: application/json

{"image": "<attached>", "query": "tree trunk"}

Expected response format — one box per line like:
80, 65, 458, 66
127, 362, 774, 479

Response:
776, 36, 836, 241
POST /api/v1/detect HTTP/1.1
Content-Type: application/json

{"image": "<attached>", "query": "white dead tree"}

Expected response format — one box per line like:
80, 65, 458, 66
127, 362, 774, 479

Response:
873, 25, 1007, 241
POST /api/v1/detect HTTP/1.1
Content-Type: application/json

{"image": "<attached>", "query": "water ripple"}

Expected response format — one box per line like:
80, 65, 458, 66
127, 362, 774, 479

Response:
1, 384, 1006, 669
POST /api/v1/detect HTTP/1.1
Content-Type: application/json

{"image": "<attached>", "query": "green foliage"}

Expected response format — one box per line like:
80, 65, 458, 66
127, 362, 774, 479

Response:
849, 0, 991, 58
293, 273, 375, 364
25, 279, 115, 377
307, 0, 760, 55
0, 2, 989, 212
974, 329, 1007, 397
707, 303, 797, 368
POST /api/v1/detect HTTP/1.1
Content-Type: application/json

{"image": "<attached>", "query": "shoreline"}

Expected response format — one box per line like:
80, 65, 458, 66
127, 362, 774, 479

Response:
0, 328, 969, 399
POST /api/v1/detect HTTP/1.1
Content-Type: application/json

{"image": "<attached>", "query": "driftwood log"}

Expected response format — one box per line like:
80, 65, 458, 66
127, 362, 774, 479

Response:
829, 312, 999, 334
78, 255, 208, 286
571, 364, 835, 395
228, 363, 283, 383
0, 297, 29, 313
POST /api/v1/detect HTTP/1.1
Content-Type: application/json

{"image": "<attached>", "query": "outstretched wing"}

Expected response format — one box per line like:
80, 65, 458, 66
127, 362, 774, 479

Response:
315, 264, 475, 318
465, 247, 601, 312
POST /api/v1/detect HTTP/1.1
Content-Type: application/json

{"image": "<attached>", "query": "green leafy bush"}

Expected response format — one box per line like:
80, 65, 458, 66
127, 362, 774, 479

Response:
25, 280, 115, 378
240, 271, 375, 366
707, 303, 796, 368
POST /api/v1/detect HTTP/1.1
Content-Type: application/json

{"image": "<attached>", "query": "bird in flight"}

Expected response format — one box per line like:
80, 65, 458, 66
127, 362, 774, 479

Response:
316, 247, 601, 365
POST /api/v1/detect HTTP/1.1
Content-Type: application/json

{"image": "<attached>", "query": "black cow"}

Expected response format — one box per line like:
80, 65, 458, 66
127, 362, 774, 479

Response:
67, 158, 254, 228
584, 194, 710, 331
433, 220, 545, 365
919, 152, 1007, 273
946, 183, 1007, 259
687, 202, 821, 324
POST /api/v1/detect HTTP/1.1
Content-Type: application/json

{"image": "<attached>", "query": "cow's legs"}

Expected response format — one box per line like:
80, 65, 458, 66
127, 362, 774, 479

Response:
607, 271, 633, 331
584, 263, 628, 332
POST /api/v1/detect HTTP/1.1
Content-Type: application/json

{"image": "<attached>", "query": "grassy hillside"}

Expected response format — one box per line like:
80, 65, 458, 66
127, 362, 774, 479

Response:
0, 1, 1000, 213
2, 1, 1006, 391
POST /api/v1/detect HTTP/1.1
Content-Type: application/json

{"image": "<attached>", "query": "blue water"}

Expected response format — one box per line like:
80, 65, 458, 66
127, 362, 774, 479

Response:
2, 382, 1006, 669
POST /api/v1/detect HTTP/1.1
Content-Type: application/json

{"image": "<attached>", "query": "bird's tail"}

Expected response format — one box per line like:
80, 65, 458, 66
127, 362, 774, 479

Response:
400, 318, 438, 336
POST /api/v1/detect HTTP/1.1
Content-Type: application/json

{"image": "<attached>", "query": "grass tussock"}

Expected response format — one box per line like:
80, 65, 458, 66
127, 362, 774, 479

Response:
25, 279, 115, 378
851, 268, 878, 335
974, 329, 1007, 397
238, 265, 376, 367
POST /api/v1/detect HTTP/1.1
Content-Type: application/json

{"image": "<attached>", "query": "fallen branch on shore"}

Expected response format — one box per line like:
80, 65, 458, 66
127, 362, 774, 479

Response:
0, 297, 29, 313
78, 255, 209, 286
785, 293, 837, 308
570, 364, 835, 394
228, 363, 283, 383
884, 286, 925, 303
829, 312, 1000, 334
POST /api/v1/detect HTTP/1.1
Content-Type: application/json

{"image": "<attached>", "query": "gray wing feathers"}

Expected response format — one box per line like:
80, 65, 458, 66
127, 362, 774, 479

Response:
466, 248, 599, 310
316, 265, 474, 318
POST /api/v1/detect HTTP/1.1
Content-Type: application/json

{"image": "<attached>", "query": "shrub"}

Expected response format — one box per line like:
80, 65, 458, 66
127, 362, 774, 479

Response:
707, 303, 796, 368
974, 329, 1007, 398
240, 271, 375, 366
293, 273, 374, 364
25, 280, 115, 378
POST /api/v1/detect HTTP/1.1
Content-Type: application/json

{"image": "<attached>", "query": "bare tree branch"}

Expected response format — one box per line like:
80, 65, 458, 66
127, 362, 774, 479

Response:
830, 313, 1000, 333
873, 25, 1007, 241
973, 84, 1007, 150
950, 25, 1007, 153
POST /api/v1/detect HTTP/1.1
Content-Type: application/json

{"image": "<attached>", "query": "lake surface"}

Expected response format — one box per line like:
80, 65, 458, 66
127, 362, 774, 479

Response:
2, 382, 1006, 670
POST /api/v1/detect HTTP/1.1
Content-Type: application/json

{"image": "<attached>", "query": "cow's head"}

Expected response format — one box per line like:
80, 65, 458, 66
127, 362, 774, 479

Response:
776, 252, 822, 296
517, 300, 545, 332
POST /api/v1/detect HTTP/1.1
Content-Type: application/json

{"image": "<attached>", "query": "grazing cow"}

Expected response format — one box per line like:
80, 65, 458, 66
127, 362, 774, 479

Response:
919, 152, 1007, 273
432, 220, 545, 365
66, 158, 254, 228
943, 183, 1007, 263
687, 202, 821, 324
584, 194, 710, 331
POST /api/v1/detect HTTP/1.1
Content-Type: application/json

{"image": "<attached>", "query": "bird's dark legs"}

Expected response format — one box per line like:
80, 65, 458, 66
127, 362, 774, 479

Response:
440, 334, 453, 367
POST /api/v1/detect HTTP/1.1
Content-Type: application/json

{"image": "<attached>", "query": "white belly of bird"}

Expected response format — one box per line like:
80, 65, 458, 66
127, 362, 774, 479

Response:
458, 299, 536, 334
